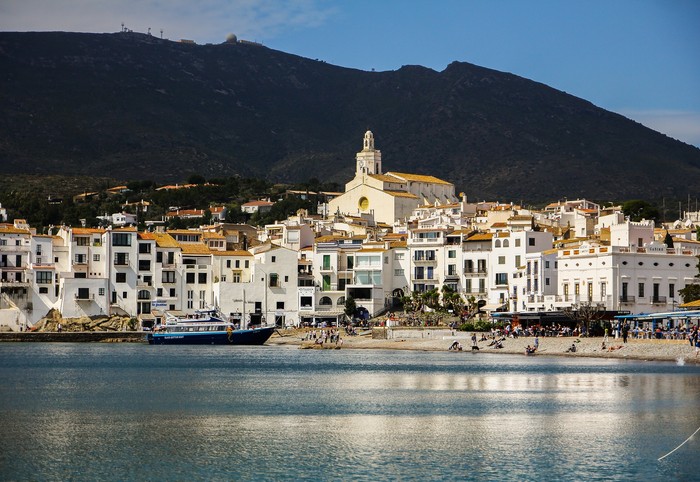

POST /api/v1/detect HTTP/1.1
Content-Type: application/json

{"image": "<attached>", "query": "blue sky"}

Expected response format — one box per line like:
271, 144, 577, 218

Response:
2, 0, 699, 146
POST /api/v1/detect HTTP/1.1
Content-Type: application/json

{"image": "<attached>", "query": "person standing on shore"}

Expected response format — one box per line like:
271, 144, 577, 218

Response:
57, 323, 62, 333
604, 326, 609, 342
534, 335, 539, 351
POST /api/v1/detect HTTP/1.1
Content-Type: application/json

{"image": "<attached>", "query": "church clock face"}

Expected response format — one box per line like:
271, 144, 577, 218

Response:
358, 196, 369, 211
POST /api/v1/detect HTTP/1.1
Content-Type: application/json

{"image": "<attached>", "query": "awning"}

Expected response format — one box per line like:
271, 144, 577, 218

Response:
481, 303, 506, 311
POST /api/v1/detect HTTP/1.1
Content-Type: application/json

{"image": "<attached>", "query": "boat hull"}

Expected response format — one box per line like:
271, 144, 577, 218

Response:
147, 326, 275, 345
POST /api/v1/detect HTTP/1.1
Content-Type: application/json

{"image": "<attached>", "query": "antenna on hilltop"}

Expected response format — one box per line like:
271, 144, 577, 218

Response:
148, 27, 151, 35
160, 29, 163, 39
121, 22, 124, 33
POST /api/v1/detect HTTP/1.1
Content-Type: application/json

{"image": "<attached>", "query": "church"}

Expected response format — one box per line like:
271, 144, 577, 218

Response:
327, 131, 458, 224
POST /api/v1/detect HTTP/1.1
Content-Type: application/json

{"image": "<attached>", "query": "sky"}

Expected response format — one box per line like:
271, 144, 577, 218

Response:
2, 0, 699, 147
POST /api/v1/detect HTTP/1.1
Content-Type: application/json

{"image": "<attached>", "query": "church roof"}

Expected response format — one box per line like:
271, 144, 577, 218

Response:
385, 190, 419, 199
369, 174, 402, 183
386, 172, 452, 185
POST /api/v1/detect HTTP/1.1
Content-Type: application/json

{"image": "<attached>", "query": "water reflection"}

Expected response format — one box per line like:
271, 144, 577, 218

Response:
1, 344, 699, 481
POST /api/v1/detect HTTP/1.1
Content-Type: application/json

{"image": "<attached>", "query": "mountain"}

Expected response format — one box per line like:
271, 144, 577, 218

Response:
1, 31, 699, 202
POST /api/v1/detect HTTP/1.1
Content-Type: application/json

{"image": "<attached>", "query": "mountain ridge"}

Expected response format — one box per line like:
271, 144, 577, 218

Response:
1, 31, 699, 202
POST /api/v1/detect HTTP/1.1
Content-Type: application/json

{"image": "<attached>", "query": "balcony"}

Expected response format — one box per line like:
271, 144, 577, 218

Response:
651, 296, 667, 305
619, 296, 636, 304
413, 257, 437, 264
464, 268, 487, 276
74, 293, 94, 301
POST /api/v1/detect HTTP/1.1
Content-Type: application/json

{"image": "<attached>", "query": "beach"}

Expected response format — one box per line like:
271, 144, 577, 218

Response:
269, 328, 700, 363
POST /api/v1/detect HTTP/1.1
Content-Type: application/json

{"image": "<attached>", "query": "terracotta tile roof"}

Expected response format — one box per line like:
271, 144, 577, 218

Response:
369, 174, 403, 183
465, 233, 493, 241
358, 248, 386, 252
201, 231, 225, 239
386, 172, 452, 185
389, 241, 407, 248
211, 250, 253, 257
179, 243, 211, 254
385, 190, 419, 199
0, 226, 31, 235
72, 228, 105, 235
113, 226, 137, 232
242, 200, 274, 207
151, 232, 180, 248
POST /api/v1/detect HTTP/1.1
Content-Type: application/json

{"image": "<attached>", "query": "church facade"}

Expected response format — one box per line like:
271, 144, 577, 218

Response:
327, 131, 458, 224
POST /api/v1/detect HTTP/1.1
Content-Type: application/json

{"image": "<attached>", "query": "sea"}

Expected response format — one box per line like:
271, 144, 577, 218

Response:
1, 343, 699, 481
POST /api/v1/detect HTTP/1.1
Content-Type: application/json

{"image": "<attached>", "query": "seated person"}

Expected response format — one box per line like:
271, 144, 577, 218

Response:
566, 343, 576, 353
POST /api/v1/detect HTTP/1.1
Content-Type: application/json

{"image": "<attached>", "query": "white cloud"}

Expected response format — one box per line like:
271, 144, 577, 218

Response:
0, 0, 335, 44
619, 109, 700, 148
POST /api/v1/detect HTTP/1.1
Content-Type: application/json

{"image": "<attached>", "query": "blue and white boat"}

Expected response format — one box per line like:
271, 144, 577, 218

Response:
147, 309, 275, 345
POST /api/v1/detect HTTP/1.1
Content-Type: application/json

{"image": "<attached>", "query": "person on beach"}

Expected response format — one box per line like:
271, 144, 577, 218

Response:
534, 335, 539, 351
603, 326, 609, 342
57, 323, 62, 333
471, 333, 477, 348
622, 323, 629, 343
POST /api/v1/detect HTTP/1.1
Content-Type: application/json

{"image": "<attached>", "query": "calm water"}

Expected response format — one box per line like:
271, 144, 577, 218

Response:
1, 344, 699, 481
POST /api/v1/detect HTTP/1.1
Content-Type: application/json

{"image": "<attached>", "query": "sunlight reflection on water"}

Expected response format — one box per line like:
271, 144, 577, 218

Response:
1, 344, 698, 481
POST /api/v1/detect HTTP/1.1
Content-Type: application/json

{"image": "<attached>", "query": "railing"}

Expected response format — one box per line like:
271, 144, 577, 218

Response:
464, 268, 487, 275
651, 296, 667, 304
619, 296, 636, 303
74, 293, 95, 300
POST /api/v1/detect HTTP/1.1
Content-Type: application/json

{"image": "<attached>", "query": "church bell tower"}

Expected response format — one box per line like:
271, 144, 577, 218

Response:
356, 130, 382, 176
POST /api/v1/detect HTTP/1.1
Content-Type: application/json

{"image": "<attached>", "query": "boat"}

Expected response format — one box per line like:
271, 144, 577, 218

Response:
147, 309, 275, 345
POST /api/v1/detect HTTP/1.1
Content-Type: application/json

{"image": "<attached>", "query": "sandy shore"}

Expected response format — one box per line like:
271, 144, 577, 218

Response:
269, 329, 700, 364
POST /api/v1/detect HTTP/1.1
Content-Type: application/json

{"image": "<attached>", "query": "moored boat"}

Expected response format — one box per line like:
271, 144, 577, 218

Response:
147, 309, 275, 345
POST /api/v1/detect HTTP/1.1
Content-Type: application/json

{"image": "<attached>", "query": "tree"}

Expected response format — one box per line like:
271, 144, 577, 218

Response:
621, 200, 660, 223
563, 302, 606, 336
679, 284, 700, 304
441, 285, 462, 313
664, 231, 674, 248
187, 174, 206, 185
344, 296, 357, 318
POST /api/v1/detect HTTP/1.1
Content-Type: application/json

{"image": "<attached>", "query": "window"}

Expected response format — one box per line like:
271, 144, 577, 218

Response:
503, 240, 509, 248
545, 278, 550, 286
116, 273, 126, 283
122, 291, 128, 299
271, 256, 276, 263
93, 254, 100, 262
515, 238, 521, 247
284, 276, 289, 282
588, 282, 593, 300
139, 243, 151, 254
415, 267, 424, 280
245, 260, 249, 268
601, 282, 606, 297
498, 256, 505, 265
199, 290, 206, 309
138, 290, 150, 300
162, 271, 175, 283
322, 275, 331, 291
36, 271, 53, 284
186, 272, 195, 283
276, 301, 285, 310
495, 273, 507, 285
77, 288, 90, 299
39, 287, 48, 294
448, 264, 457, 276
138, 260, 151, 271
232, 272, 241, 283
528, 238, 535, 246
112, 233, 132, 246
515, 255, 521, 267
300, 296, 312, 308
622, 282, 628, 299
465, 279, 472, 292
322, 255, 331, 270
478, 279, 485, 293
669, 283, 675, 298
575, 283, 580, 295
198, 273, 207, 284
169, 288, 176, 297
269, 273, 279, 287
448, 250, 456, 259
638, 282, 645, 298
114, 252, 129, 266
75, 236, 89, 246
394, 269, 404, 276
156, 252, 163, 263
235, 260, 241, 268
394, 252, 404, 260
74, 254, 86, 264
545, 261, 550, 269
157, 288, 163, 297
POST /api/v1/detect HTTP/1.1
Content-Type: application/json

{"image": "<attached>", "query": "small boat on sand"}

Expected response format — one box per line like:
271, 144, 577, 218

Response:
147, 309, 275, 345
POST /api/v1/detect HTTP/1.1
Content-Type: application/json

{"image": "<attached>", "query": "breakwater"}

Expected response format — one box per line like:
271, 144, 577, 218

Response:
0, 332, 147, 343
